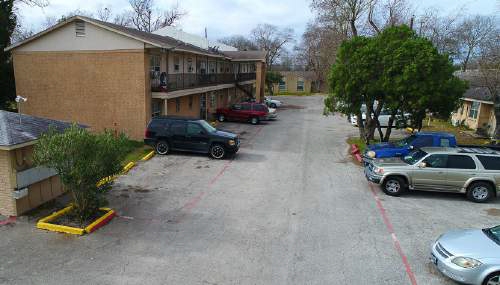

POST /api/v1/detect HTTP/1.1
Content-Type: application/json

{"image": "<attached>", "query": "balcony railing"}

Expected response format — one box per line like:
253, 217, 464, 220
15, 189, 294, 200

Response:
151, 72, 256, 92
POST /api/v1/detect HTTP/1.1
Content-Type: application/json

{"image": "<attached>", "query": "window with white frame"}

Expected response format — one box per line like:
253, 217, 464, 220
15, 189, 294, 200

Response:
174, 56, 180, 72
209, 61, 216, 74
210, 93, 216, 108
279, 81, 286, 92
468, 101, 480, 119
297, 79, 305, 92
187, 58, 193, 73
149, 55, 160, 79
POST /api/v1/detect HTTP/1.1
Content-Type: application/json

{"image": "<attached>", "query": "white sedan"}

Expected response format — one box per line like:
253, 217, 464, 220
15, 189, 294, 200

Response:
265, 96, 282, 108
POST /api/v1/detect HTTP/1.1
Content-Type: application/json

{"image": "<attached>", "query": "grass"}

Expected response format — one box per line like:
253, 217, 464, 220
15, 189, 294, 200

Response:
421, 118, 492, 145
122, 140, 152, 166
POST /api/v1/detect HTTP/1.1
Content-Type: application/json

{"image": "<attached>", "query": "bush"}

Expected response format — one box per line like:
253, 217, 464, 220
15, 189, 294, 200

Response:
33, 125, 129, 225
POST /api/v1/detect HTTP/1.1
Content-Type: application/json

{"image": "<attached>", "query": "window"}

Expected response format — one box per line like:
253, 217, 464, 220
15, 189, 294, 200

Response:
149, 55, 160, 79
477, 156, 500, 170
297, 80, 304, 92
279, 81, 286, 92
175, 98, 180, 112
210, 93, 216, 108
209, 61, 216, 74
241, 104, 251, 111
469, 101, 480, 119
199, 61, 207, 74
187, 123, 204, 136
75, 21, 85, 37
253, 105, 267, 112
152, 101, 161, 117
187, 58, 193, 73
219, 62, 224, 73
440, 139, 450, 147
169, 122, 186, 135
174, 56, 180, 72
232, 104, 241, 110
423, 154, 448, 168
412, 136, 433, 148
447, 155, 476, 169
188, 95, 193, 110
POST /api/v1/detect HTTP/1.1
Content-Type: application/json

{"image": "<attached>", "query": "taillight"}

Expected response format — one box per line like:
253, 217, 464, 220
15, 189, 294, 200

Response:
145, 129, 153, 138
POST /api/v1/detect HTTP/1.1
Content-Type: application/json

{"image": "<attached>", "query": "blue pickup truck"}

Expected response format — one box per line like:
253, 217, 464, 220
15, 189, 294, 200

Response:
363, 132, 457, 161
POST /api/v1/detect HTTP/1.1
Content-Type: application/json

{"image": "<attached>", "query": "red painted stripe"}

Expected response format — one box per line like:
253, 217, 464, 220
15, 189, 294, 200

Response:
0, 216, 16, 226
87, 212, 116, 233
368, 183, 418, 285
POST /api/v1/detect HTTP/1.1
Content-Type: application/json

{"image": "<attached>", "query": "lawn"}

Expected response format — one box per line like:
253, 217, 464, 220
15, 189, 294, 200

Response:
122, 140, 153, 166
420, 118, 491, 145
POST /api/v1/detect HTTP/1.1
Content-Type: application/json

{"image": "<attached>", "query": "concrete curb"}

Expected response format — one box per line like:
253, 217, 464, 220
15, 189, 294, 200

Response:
37, 205, 116, 235
141, 151, 155, 161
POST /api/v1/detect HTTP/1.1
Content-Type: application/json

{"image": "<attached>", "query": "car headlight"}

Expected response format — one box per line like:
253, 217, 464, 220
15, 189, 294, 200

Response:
228, 140, 236, 146
366, 151, 376, 158
451, 257, 482, 268
373, 167, 384, 174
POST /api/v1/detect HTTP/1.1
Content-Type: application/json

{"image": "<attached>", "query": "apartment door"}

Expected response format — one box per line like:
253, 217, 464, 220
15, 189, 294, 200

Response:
200, 93, 207, 120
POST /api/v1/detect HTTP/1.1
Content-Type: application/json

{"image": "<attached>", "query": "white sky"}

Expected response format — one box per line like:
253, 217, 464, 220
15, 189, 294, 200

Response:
17, 0, 498, 42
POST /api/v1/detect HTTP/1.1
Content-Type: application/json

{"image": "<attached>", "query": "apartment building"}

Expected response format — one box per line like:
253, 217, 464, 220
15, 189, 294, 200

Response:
6, 16, 266, 140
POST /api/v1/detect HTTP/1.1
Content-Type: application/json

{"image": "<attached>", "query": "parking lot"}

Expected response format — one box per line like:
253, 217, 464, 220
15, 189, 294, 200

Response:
1, 95, 500, 285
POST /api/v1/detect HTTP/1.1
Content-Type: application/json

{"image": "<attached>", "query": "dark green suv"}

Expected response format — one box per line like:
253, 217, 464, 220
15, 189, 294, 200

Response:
144, 116, 240, 159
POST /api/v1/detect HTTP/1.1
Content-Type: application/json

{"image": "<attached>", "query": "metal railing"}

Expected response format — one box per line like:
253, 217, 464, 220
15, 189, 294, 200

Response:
151, 72, 256, 92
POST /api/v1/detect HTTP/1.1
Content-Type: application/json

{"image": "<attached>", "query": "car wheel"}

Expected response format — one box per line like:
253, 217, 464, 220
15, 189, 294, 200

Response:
467, 182, 493, 203
382, 176, 406, 196
483, 272, 500, 285
155, 141, 169, 155
209, 144, 226, 159
218, 114, 225, 122
250, 117, 259, 125
270, 103, 277, 108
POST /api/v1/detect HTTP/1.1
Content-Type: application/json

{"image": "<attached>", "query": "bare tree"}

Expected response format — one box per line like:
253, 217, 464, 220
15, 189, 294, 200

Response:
96, 6, 112, 22
127, 0, 184, 32
14, 0, 48, 7
455, 15, 496, 71
251, 24, 294, 69
367, 0, 413, 33
417, 9, 461, 57
219, 35, 258, 51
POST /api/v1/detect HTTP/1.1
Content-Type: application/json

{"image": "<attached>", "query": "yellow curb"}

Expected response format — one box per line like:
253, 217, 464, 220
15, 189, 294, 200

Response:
84, 208, 115, 233
122, 161, 135, 173
96, 175, 116, 187
141, 151, 155, 161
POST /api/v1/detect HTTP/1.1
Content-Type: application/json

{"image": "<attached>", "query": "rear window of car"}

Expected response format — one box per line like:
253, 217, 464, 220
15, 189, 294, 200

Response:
149, 119, 167, 129
253, 105, 267, 112
477, 155, 500, 170
241, 104, 251, 111
447, 155, 476, 169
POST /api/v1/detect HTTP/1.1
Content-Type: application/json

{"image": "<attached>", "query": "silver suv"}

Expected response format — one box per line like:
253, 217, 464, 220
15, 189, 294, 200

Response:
364, 147, 500, 202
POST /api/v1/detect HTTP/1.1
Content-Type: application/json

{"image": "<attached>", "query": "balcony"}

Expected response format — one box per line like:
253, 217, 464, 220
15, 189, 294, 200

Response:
151, 72, 256, 92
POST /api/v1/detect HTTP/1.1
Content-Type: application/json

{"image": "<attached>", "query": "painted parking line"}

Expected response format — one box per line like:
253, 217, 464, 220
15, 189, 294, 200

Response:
174, 125, 264, 223
368, 183, 418, 285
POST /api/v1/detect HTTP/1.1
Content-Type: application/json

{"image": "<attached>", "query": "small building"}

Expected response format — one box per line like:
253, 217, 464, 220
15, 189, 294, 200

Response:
272, 71, 316, 94
451, 87, 497, 137
0, 111, 73, 216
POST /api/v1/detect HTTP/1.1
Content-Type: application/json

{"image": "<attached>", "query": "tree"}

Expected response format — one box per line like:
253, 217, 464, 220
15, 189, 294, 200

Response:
0, 0, 16, 110
219, 35, 258, 51
311, 0, 373, 37
325, 25, 467, 143
251, 24, 294, 69
96, 6, 112, 22
126, 0, 184, 32
33, 126, 129, 224
265, 71, 283, 96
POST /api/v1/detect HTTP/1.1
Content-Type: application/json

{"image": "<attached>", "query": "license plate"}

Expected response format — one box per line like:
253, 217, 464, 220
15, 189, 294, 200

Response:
431, 254, 438, 265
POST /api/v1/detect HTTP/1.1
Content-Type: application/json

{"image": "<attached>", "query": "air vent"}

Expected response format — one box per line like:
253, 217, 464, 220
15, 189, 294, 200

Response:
75, 21, 85, 37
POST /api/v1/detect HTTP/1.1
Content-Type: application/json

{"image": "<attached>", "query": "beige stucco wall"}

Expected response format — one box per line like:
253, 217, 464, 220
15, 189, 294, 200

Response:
0, 150, 16, 216
16, 21, 144, 52
13, 50, 150, 140
452, 100, 496, 136
166, 94, 201, 117
273, 73, 312, 94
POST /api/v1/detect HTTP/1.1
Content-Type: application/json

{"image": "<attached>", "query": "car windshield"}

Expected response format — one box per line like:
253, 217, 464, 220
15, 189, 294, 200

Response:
394, 135, 416, 147
199, 120, 216, 133
401, 149, 427, 165
483, 226, 500, 245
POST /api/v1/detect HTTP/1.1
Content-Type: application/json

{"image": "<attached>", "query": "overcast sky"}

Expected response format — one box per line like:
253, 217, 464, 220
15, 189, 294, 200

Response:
17, 0, 499, 42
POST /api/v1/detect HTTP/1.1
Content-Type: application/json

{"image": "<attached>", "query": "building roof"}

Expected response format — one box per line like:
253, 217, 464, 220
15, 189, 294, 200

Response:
462, 87, 493, 103
0, 111, 78, 149
153, 26, 238, 52
5, 15, 265, 62
278, 70, 317, 80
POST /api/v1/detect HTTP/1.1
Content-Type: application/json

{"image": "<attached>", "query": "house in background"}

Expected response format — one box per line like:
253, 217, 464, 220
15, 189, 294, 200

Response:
272, 71, 316, 94
0, 111, 74, 216
452, 87, 497, 137
5, 16, 266, 140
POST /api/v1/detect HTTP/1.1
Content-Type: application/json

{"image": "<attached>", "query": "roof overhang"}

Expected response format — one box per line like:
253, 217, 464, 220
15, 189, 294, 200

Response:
460, 98, 494, 105
0, 140, 36, 151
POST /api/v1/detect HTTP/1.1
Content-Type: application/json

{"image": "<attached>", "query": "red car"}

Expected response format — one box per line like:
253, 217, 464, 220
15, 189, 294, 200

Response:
216, 102, 270, 125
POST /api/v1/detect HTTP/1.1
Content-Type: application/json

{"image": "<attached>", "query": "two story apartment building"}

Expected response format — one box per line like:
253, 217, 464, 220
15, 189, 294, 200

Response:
6, 16, 266, 140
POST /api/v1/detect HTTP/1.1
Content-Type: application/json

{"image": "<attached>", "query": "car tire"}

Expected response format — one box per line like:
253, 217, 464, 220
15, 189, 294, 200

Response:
155, 141, 169, 155
250, 117, 259, 125
209, 144, 226, 159
382, 176, 407, 196
483, 272, 500, 285
270, 103, 277, 108
467, 182, 494, 203
218, 114, 225, 122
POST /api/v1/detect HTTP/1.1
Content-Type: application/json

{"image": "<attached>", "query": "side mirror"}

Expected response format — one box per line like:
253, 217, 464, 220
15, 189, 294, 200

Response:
409, 145, 414, 150
418, 162, 426, 168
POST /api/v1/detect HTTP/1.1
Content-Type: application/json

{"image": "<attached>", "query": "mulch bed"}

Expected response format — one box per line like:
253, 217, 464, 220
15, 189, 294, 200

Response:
51, 209, 109, 228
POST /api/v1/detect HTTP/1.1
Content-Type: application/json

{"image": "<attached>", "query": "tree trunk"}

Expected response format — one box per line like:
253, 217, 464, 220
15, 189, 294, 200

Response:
383, 112, 398, 142
350, 19, 358, 37
494, 97, 500, 139
357, 111, 366, 142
